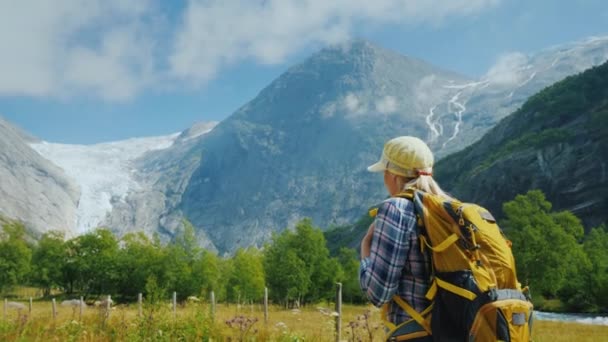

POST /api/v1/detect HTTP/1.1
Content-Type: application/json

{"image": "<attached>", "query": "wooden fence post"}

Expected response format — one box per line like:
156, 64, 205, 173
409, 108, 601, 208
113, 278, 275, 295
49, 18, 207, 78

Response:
79, 296, 84, 321
335, 282, 342, 342
106, 295, 111, 319
264, 287, 268, 324
210, 291, 216, 319
29, 297, 33, 315
138, 293, 143, 318
52, 298, 57, 320
3, 298, 6, 321
173, 292, 177, 319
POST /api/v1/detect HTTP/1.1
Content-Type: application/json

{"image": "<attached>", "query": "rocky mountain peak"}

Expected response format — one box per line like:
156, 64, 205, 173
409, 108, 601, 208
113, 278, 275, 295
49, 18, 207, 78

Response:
235, 39, 468, 126
2, 36, 607, 252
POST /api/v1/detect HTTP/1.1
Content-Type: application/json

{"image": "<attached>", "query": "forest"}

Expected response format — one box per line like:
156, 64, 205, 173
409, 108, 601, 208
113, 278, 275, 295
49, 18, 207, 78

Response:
1, 190, 606, 313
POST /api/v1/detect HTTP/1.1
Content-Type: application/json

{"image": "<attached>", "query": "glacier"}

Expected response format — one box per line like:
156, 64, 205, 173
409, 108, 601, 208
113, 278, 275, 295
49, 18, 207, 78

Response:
30, 134, 180, 233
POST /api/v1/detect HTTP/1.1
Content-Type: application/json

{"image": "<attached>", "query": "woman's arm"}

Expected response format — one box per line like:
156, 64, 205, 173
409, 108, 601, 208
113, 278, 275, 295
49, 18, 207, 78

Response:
359, 200, 416, 306
360, 222, 374, 259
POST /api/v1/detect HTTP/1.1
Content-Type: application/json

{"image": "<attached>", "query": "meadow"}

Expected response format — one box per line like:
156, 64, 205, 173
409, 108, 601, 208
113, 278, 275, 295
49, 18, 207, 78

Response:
2, 300, 607, 341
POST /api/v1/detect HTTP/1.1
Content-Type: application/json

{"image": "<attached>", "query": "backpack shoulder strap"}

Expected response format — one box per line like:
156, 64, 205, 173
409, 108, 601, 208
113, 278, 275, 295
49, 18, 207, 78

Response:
395, 187, 416, 200
368, 188, 418, 218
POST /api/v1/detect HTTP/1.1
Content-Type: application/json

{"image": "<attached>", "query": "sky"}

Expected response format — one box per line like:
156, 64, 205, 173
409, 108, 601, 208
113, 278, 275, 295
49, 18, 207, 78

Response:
0, 0, 607, 144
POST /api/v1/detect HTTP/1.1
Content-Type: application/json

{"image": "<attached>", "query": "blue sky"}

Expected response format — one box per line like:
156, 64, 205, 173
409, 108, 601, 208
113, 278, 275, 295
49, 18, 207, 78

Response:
1, 0, 607, 144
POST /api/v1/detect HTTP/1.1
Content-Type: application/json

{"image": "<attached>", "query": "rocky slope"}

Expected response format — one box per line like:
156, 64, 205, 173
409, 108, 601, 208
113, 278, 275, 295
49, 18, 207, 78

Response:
435, 61, 608, 229
170, 41, 472, 252
0, 117, 80, 236
428, 36, 608, 156
174, 38, 608, 252
104, 122, 218, 249
5, 36, 608, 251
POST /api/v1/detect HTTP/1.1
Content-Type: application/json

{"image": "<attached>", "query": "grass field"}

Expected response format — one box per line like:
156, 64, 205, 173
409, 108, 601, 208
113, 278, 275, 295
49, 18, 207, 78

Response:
1, 300, 607, 341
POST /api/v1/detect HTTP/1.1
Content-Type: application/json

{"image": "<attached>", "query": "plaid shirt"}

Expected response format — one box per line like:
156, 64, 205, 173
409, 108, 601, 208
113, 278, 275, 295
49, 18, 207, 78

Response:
359, 197, 432, 325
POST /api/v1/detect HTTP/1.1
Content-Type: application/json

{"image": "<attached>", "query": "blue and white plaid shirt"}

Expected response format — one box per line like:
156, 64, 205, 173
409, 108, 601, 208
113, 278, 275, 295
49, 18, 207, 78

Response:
359, 197, 432, 324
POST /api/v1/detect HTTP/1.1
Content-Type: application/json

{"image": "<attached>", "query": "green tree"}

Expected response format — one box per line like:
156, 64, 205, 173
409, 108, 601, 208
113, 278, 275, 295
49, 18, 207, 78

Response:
552, 212, 593, 310
336, 248, 365, 303
163, 220, 201, 300
291, 219, 340, 303
216, 257, 234, 302
502, 190, 589, 299
144, 274, 167, 309
264, 218, 339, 306
228, 248, 265, 303
583, 225, 608, 311
192, 249, 222, 297
0, 222, 32, 293
174, 219, 200, 263
264, 230, 309, 306
163, 243, 195, 300
30, 231, 65, 296
290, 219, 340, 302
62, 228, 119, 295
116, 232, 165, 300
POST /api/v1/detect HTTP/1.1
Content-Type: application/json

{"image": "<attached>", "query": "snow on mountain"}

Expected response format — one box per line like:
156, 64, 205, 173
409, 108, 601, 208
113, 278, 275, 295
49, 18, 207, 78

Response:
177, 121, 218, 142
30, 134, 180, 233
427, 35, 608, 156
7, 36, 607, 249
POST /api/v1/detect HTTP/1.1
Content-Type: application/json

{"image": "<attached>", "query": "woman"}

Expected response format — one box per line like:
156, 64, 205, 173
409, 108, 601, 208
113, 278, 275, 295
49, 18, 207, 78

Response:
359, 136, 452, 338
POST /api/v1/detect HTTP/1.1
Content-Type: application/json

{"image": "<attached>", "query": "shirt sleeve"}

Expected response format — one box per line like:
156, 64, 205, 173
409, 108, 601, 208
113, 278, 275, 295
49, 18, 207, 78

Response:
359, 200, 415, 307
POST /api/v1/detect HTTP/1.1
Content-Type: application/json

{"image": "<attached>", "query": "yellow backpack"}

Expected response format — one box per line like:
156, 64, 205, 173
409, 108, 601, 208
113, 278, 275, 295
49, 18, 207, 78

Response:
371, 189, 533, 342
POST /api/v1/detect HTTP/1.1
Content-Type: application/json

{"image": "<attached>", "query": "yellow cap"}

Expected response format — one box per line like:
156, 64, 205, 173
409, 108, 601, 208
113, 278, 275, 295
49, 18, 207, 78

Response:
367, 136, 434, 177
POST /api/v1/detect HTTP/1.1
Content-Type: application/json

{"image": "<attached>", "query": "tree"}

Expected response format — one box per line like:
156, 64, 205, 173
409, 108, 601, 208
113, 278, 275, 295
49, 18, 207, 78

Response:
62, 228, 119, 295
216, 257, 234, 302
0, 222, 32, 293
264, 218, 340, 306
502, 190, 589, 299
228, 248, 265, 303
551, 211, 592, 310
336, 248, 365, 303
192, 249, 222, 297
264, 229, 309, 306
583, 225, 608, 311
174, 219, 200, 263
115, 232, 165, 300
30, 231, 65, 296
163, 242, 195, 300
162, 220, 201, 300
291, 219, 341, 303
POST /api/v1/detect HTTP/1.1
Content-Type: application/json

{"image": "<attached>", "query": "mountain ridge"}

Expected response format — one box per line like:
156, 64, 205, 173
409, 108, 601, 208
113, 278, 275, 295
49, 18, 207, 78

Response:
435, 60, 608, 229
2, 37, 607, 251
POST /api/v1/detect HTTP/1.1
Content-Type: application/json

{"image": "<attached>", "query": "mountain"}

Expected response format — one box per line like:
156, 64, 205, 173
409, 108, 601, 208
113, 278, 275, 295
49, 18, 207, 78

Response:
103, 122, 218, 249
326, 54, 608, 255
28, 122, 218, 245
435, 60, 608, 229
173, 38, 608, 252
9, 36, 608, 251
0, 117, 79, 236
427, 36, 608, 157
170, 41, 473, 252
30, 134, 179, 233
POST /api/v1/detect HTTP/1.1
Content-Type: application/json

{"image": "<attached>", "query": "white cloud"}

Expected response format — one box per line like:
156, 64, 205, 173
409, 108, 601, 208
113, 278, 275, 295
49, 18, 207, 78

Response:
320, 102, 337, 118
0, 0, 500, 100
415, 74, 445, 106
484, 52, 530, 87
375, 96, 398, 114
343, 93, 367, 115
0, 0, 155, 100
169, 0, 501, 85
